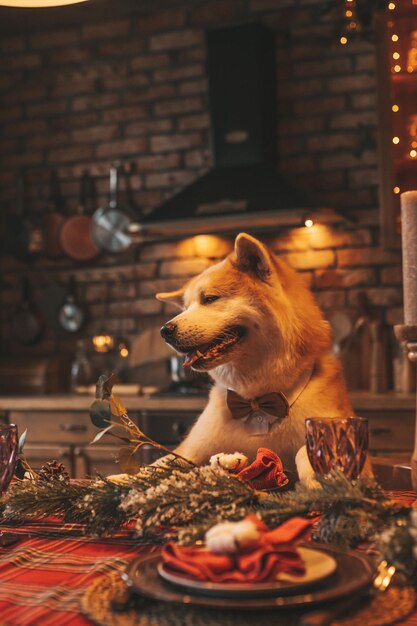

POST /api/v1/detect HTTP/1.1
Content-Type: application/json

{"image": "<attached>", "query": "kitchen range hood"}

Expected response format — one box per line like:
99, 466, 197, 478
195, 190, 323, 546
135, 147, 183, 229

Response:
137, 23, 337, 240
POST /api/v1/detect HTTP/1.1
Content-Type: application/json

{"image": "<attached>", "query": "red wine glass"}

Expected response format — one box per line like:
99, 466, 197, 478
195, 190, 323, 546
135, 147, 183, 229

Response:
0, 424, 19, 546
305, 417, 368, 480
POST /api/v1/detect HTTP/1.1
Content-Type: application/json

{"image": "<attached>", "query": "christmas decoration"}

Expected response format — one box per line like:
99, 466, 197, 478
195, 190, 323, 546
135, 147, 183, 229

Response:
38, 461, 70, 483
204, 517, 262, 554
209, 452, 248, 472
321, 0, 387, 44
161, 516, 309, 583
1, 374, 416, 579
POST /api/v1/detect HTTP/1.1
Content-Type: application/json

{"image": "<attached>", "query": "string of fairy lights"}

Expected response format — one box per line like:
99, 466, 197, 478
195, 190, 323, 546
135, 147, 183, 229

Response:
339, 0, 358, 45
339, 0, 398, 45
339, 0, 416, 199
385, 0, 417, 200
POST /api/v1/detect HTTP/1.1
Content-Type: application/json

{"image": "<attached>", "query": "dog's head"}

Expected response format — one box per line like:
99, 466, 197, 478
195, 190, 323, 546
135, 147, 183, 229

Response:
156, 233, 331, 384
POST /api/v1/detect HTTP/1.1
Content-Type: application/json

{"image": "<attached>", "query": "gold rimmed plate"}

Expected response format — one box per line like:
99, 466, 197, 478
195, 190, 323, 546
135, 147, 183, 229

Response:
124, 545, 374, 610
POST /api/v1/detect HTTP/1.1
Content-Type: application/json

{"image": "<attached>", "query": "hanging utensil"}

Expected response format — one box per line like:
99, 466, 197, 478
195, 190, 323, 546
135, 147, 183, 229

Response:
58, 276, 85, 333
91, 162, 139, 255
92, 282, 114, 353
5, 171, 44, 261
10, 276, 44, 345
42, 170, 65, 259
60, 171, 99, 262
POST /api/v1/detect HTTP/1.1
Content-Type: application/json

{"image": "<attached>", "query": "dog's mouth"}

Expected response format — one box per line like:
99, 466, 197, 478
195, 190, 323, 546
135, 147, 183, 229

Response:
179, 326, 246, 369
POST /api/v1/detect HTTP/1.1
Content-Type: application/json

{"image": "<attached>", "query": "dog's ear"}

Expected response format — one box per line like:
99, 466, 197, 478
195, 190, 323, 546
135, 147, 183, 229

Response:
155, 288, 184, 310
234, 233, 272, 280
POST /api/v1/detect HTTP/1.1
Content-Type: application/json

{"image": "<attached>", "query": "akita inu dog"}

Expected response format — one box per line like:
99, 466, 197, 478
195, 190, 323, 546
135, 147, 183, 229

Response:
157, 233, 358, 484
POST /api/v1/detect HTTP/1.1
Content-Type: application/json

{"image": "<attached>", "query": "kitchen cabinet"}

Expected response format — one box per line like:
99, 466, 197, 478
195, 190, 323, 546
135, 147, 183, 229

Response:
376, 0, 417, 248
360, 409, 415, 454
74, 445, 122, 478
20, 444, 73, 475
8, 409, 136, 478
7, 405, 200, 477
139, 410, 199, 464
350, 391, 415, 455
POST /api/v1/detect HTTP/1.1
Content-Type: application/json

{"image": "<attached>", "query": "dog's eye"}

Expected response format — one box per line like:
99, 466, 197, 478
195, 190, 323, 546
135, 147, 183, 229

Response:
201, 294, 220, 304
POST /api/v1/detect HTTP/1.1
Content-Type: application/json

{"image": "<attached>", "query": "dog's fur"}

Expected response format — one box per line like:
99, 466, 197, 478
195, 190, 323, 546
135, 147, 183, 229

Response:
157, 233, 356, 483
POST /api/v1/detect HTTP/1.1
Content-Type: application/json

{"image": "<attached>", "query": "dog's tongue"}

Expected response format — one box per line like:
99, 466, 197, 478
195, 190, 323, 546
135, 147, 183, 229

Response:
183, 351, 202, 368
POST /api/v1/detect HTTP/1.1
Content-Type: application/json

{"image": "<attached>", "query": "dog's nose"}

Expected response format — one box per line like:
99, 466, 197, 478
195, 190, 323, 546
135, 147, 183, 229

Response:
160, 322, 177, 340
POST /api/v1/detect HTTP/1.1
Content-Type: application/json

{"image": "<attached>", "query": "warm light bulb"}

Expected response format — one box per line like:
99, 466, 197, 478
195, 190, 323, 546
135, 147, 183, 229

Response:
304, 219, 314, 228
340, 36, 348, 45
412, 141, 417, 148
392, 34, 399, 41
345, 9, 353, 16
393, 186, 401, 194
392, 136, 400, 144
393, 52, 400, 59
392, 104, 399, 112
388, 1, 396, 8
410, 150, 417, 157
393, 64, 401, 72
119, 346, 129, 358
0, 0, 88, 5
408, 66, 415, 72
92, 333, 114, 353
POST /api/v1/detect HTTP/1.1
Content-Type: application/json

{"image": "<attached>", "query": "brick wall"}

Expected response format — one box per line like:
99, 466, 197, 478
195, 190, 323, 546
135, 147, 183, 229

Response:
0, 1, 403, 389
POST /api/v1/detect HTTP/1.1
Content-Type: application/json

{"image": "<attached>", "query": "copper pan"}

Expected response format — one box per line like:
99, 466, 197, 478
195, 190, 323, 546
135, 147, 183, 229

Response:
60, 171, 99, 262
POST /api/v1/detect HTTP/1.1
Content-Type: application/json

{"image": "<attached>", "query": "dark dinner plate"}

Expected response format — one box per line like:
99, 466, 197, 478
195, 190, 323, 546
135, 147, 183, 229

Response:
124, 545, 374, 610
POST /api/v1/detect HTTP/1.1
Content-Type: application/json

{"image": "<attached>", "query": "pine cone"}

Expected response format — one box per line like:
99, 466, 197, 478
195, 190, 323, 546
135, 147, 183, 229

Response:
317, 511, 362, 548
38, 460, 69, 482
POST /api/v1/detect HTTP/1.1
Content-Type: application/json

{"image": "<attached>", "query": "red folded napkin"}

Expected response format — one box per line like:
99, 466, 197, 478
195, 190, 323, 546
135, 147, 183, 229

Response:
237, 447, 288, 490
161, 516, 311, 583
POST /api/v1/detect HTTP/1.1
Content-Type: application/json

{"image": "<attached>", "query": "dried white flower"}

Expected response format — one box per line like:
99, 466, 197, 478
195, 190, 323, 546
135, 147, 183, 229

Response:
408, 509, 417, 557
205, 518, 260, 554
209, 452, 248, 472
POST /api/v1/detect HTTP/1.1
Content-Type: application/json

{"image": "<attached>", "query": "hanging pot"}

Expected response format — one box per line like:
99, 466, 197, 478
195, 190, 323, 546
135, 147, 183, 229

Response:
42, 170, 65, 259
60, 171, 99, 262
58, 276, 85, 333
10, 276, 44, 345
91, 163, 138, 254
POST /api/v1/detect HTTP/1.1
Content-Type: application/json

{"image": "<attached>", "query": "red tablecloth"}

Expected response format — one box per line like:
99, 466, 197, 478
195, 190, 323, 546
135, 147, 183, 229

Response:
0, 492, 416, 626
0, 521, 145, 626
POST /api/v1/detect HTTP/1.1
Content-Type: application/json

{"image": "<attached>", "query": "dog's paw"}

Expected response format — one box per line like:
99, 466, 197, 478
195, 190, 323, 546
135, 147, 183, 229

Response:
295, 446, 321, 489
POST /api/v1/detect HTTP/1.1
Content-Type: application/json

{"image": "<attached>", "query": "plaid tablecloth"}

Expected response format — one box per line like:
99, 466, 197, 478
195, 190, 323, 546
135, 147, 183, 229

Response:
0, 493, 416, 626
0, 521, 145, 626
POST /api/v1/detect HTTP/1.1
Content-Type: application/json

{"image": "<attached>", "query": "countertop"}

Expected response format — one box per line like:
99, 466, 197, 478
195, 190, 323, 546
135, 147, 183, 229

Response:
0, 391, 415, 412
0, 393, 208, 412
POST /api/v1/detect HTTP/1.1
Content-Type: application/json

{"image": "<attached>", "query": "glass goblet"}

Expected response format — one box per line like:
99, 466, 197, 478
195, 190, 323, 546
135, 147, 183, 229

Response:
305, 417, 368, 480
0, 424, 19, 546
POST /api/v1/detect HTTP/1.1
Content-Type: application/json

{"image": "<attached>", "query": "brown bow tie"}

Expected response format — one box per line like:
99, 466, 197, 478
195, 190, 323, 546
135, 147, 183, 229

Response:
227, 389, 289, 421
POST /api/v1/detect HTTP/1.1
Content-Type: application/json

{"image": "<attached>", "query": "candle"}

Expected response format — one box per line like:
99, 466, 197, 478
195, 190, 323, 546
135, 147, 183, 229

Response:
401, 191, 417, 325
